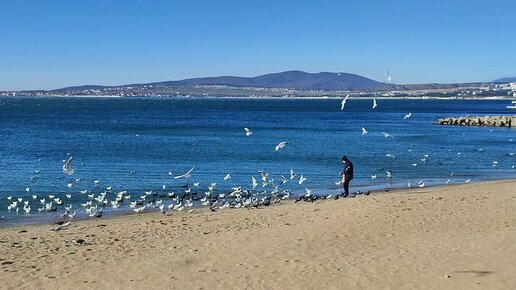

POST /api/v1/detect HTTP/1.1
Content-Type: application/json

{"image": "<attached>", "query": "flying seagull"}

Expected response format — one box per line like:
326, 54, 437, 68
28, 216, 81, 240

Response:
372, 98, 378, 109
381, 132, 394, 138
275, 141, 288, 151
251, 176, 258, 189
340, 94, 350, 110
174, 167, 195, 179
298, 174, 306, 185
361, 127, 368, 135
290, 169, 296, 180
62, 156, 74, 176
244, 128, 252, 136
404, 112, 412, 119
224, 173, 231, 181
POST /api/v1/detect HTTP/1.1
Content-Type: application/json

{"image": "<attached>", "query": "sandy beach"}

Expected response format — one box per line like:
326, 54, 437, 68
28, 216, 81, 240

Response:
1, 179, 515, 290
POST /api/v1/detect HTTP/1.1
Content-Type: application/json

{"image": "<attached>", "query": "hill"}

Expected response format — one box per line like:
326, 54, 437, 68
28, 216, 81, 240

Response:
59, 71, 393, 91
493, 77, 516, 83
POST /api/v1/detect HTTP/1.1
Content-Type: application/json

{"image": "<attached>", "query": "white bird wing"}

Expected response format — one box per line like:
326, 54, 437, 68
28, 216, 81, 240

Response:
381, 132, 393, 138
290, 169, 296, 179
340, 94, 349, 110
174, 167, 195, 179
62, 156, 74, 175
275, 141, 287, 151
251, 176, 258, 188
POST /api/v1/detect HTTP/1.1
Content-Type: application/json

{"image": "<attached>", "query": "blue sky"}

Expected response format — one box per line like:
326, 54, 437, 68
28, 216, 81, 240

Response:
1, 0, 515, 90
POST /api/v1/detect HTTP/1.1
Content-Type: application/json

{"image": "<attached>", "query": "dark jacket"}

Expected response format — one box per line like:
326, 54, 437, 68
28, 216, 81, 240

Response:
341, 161, 354, 180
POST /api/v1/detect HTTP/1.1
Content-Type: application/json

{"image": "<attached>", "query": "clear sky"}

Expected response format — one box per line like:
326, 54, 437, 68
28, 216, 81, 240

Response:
1, 0, 515, 90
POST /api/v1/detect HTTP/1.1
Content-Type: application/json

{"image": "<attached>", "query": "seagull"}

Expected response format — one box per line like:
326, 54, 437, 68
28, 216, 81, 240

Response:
304, 188, 313, 196
298, 174, 306, 185
290, 169, 296, 180
174, 167, 195, 179
62, 156, 74, 176
464, 179, 471, 183
385, 153, 396, 158
224, 173, 231, 181
244, 127, 253, 136
403, 112, 412, 119
381, 132, 394, 138
51, 221, 70, 231
280, 175, 288, 185
386, 69, 392, 83
340, 94, 350, 110
251, 176, 258, 189
371, 175, 377, 179
361, 127, 368, 135
372, 98, 378, 109
275, 141, 288, 151
258, 170, 269, 182
417, 180, 425, 188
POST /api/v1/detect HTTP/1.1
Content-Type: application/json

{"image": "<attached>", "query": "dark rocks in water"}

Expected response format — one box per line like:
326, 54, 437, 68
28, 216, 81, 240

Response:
434, 115, 515, 127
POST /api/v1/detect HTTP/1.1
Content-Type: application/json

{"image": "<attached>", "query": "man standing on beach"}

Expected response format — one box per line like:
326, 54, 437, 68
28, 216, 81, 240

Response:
340, 156, 353, 197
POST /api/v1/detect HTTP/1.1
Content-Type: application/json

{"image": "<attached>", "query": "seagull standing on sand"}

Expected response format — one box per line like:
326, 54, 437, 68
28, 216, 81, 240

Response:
361, 127, 368, 135
62, 156, 74, 176
340, 94, 350, 110
275, 141, 288, 151
244, 128, 253, 136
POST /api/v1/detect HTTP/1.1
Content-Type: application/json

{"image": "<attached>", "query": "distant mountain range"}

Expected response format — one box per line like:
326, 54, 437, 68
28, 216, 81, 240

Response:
493, 77, 516, 83
58, 70, 394, 91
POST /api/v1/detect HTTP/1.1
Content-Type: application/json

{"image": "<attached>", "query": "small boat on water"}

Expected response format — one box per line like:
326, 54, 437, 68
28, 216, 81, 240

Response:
507, 100, 516, 109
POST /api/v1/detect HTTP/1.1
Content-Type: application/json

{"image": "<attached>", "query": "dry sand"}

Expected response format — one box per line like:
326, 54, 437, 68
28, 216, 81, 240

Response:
1, 179, 515, 290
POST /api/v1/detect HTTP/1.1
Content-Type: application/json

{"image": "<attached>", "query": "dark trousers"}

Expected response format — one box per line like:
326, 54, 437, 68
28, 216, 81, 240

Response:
342, 179, 352, 195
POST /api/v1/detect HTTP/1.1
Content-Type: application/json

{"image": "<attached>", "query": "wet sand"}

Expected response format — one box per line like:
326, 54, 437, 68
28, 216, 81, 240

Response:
1, 179, 515, 289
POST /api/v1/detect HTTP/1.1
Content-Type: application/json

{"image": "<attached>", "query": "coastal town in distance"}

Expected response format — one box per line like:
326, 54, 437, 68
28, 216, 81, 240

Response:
2, 71, 516, 99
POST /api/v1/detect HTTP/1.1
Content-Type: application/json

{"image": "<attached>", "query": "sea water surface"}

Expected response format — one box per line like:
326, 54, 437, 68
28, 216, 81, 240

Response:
0, 97, 515, 225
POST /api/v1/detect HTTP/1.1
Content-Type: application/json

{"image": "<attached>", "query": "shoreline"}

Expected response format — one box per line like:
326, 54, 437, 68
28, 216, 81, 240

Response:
2, 176, 515, 228
1, 179, 515, 289
2, 94, 516, 101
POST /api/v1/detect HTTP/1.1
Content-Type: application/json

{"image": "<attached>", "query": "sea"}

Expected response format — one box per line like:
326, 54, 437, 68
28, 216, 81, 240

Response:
0, 96, 515, 226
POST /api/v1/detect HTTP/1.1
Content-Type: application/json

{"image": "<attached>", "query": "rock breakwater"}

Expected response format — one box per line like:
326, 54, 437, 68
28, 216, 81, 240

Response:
433, 115, 515, 127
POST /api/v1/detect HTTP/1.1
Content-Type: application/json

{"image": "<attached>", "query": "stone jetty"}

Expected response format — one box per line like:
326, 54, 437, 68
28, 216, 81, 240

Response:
433, 115, 515, 127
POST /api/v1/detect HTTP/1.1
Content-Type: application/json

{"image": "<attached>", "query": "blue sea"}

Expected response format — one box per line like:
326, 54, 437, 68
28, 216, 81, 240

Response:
0, 96, 515, 226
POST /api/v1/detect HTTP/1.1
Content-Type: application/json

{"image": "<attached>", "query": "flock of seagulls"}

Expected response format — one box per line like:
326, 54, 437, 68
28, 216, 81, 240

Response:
1, 96, 514, 227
